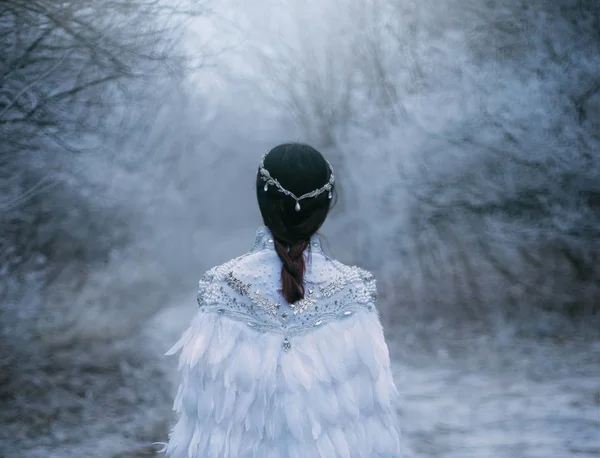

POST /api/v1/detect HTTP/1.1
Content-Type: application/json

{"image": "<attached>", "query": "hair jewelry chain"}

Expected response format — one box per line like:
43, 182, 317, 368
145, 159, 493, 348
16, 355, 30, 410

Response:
259, 152, 335, 211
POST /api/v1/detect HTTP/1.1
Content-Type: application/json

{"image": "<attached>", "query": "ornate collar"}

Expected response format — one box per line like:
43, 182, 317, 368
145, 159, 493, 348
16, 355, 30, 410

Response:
253, 226, 322, 253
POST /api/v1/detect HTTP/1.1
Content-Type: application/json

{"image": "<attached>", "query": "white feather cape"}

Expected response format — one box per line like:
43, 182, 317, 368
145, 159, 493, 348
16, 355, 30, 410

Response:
162, 228, 401, 457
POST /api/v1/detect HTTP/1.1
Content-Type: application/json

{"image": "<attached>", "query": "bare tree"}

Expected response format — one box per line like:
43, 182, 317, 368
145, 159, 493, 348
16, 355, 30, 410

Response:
398, 0, 600, 325
250, 0, 600, 330
0, 0, 207, 271
0, 1, 211, 451
0, 0, 205, 157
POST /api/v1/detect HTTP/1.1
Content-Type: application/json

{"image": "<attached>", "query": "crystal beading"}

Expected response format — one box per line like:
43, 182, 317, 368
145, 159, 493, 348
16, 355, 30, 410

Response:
291, 288, 317, 315
196, 227, 378, 339
259, 151, 335, 211
249, 289, 280, 316
225, 271, 251, 296
320, 276, 347, 298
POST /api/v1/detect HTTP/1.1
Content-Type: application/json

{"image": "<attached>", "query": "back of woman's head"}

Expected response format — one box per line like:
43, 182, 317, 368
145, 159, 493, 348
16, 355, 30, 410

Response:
256, 143, 335, 304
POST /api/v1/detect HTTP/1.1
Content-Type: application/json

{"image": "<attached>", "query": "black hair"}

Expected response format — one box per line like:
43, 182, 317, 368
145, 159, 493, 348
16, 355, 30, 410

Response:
256, 143, 335, 303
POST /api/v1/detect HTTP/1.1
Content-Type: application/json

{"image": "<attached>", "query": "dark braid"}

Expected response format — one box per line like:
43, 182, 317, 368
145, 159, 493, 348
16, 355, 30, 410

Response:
255, 143, 336, 305
273, 238, 309, 303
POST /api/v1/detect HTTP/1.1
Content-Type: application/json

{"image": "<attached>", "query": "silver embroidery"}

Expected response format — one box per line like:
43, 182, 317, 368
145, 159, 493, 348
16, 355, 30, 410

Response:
291, 288, 317, 315
249, 290, 280, 316
320, 277, 347, 298
357, 269, 375, 282
201, 270, 215, 283
282, 337, 292, 351
197, 228, 377, 335
225, 273, 280, 315
197, 268, 217, 306
226, 271, 251, 295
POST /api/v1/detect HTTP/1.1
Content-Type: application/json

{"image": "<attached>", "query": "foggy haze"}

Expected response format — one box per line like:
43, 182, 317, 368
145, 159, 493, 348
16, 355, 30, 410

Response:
1, 0, 599, 456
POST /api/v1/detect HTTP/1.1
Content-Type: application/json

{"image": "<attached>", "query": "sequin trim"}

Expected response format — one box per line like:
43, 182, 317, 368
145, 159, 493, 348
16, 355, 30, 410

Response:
201, 303, 370, 338
249, 289, 280, 316
224, 273, 281, 316
225, 271, 251, 295
196, 229, 378, 335
320, 277, 347, 298
291, 288, 317, 315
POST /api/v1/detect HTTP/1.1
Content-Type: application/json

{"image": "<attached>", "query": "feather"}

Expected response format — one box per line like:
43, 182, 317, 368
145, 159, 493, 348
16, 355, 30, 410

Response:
283, 391, 309, 441
173, 383, 184, 412
187, 327, 210, 369
164, 300, 401, 458
216, 382, 237, 424
196, 383, 214, 419
166, 326, 192, 356
296, 336, 331, 383
310, 414, 322, 440
374, 373, 391, 408
355, 319, 382, 380
329, 428, 351, 458
336, 379, 360, 422
317, 335, 347, 381
206, 318, 238, 366
207, 427, 226, 458
316, 431, 337, 457
281, 349, 312, 391
348, 370, 374, 412
187, 427, 201, 458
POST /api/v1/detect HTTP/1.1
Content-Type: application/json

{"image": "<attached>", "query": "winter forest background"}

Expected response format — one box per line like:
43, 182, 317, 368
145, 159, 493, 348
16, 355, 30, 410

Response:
1, 0, 599, 457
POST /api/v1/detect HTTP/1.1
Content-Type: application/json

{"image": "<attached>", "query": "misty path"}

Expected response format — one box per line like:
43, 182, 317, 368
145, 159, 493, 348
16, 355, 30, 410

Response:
4, 0, 600, 457
147, 298, 600, 458
396, 360, 599, 457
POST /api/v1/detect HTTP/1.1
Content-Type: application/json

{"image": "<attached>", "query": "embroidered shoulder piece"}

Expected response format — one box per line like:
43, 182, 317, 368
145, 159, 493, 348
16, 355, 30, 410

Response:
196, 255, 378, 338
354, 266, 377, 302
197, 267, 218, 307
225, 271, 251, 296
197, 256, 281, 316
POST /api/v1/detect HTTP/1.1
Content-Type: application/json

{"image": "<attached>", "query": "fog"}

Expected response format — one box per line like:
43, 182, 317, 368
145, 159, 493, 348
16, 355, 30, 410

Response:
1, 0, 599, 456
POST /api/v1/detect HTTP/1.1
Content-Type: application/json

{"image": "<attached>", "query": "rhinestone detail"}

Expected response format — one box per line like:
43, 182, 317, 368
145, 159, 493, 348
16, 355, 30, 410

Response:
291, 289, 317, 315
195, 229, 377, 337
249, 290, 280, 315
226, 271, 251, 295
320, 277, 347, 298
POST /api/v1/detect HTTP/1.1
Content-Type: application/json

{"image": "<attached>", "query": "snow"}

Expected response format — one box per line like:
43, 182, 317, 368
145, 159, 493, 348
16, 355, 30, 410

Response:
2, 269, 599, 457
2, 0, 600, 456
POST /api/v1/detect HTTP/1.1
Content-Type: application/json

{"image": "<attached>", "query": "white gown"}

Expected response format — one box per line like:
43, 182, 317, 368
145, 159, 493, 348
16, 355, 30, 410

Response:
162, 227, 401, 457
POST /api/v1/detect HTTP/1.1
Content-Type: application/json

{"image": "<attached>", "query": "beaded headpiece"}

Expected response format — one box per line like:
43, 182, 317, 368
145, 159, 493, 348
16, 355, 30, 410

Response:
259, 151, 335, 212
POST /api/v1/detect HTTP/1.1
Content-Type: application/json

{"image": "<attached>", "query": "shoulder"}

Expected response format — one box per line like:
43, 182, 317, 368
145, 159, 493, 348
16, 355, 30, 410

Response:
195, 248, 379, 336
198, 251, 377, 302
196, 249, 279, 307
315, 257, 378, 304
330, 259, 377, 289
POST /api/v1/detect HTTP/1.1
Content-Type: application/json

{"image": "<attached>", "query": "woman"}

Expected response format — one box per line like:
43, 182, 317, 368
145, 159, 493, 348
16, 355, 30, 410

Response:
162, 143, 401, 457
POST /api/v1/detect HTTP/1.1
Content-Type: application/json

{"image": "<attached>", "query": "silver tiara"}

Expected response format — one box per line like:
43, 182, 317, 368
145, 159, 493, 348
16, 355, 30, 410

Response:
259, 151, 335, 211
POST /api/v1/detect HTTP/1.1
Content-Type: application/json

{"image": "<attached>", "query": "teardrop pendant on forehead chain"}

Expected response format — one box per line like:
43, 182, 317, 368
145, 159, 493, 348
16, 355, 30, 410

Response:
258, 150, 335, 212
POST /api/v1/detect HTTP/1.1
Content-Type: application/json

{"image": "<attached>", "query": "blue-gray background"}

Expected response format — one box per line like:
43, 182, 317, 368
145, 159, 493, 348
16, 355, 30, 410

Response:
1, 0, 599, 456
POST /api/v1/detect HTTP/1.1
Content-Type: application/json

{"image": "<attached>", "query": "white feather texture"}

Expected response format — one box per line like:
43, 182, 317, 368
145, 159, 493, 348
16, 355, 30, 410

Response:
162, 227, 401, 457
